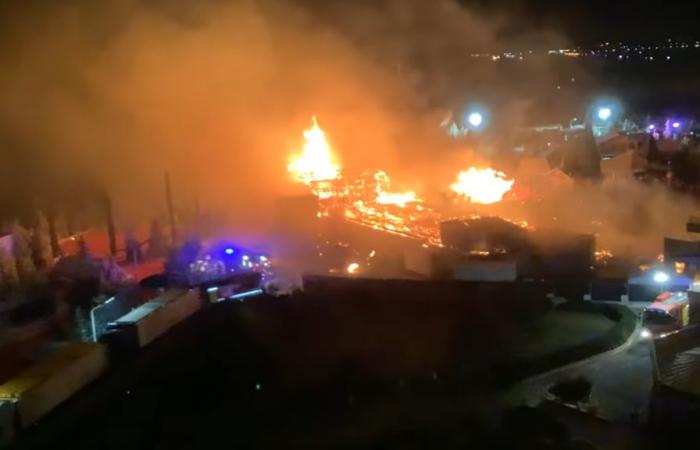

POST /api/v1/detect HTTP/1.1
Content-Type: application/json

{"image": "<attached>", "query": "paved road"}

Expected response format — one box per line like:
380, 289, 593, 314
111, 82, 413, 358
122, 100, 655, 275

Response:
506, 326, 654, 423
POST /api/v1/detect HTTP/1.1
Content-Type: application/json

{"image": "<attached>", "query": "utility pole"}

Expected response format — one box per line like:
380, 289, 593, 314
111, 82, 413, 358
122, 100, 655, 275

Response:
101, 192, 117, 257
165, 171, 178, 246
46, 207, 60, 257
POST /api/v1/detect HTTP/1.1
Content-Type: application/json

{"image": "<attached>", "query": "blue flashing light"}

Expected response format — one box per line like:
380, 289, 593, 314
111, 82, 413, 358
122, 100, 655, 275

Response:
224, 248, 235, 255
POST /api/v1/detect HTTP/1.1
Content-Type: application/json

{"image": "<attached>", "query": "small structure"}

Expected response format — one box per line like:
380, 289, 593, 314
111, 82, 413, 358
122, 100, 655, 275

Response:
105, 289, 200, 350
664, 238, 700, 275
0, 342, 107, 432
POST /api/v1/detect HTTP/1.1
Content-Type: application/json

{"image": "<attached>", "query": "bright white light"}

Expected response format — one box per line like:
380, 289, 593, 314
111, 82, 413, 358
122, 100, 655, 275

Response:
224, 248, 235, 255
672, 122, 681, 129
467, 112, 483, 127
640, 328, 652, 339
648, 124, 655, 130
653, 271, 670, 283
597, 107, 612, 121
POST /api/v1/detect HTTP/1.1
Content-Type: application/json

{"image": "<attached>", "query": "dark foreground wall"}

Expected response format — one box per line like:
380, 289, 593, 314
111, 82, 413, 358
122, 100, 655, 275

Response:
235, 275, 551, 387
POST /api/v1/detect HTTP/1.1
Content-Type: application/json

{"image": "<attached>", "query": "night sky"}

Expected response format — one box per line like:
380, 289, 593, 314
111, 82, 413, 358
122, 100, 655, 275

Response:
463, 0, 700, 44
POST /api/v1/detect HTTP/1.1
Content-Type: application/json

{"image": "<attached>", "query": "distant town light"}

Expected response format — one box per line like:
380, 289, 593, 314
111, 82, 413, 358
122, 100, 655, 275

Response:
653, 271, 670, 283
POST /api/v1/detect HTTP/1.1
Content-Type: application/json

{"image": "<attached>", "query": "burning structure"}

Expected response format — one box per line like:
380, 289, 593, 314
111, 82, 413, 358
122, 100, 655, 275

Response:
278, 117, 595, 293
286, 117, 517, 239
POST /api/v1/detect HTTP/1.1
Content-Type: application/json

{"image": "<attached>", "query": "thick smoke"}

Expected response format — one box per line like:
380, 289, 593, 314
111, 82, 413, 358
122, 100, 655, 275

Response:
0, 0, 573, 230
0, 0, 692, 256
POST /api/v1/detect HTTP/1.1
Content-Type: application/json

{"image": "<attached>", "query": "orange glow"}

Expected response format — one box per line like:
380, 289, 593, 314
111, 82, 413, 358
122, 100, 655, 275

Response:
450, 168, 514, 204
287, 117, 340, 184
346, 262, 360, 274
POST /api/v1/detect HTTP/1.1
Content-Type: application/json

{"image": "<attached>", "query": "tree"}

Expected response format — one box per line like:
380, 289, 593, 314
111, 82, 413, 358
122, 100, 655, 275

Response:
0, 246, 18, 285
11, 222, 36, 282
647, 134, 661, 164
124, 228, 142, 263
562, 126, 601, 180
31, 211, 54, 269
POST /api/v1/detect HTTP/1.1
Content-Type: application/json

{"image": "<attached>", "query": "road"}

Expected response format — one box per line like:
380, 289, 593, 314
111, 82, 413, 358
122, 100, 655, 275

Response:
505, 325, 654, 423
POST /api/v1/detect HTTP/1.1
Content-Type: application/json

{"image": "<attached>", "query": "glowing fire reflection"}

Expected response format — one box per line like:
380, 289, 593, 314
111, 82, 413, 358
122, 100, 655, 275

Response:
287, 117, 340, 184
450, 168, 514, 204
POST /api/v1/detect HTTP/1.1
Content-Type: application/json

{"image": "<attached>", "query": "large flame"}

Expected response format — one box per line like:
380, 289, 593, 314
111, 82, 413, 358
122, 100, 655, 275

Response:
450, 168, 514, 204
288, 117, 341, 184
373, 170, 417, 207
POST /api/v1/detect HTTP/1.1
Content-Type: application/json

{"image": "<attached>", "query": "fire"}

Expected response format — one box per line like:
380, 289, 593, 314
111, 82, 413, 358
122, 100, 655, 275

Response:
287, 117, 340, 184
376, 191, 417, 207
373, 171, 417, 207
286, 118, 527, 250
450, 168, 514, 204
346, 262, 360, 274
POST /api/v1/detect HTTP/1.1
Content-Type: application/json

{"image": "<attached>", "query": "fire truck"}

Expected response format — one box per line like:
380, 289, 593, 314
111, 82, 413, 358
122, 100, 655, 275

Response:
641, 292, 689, 336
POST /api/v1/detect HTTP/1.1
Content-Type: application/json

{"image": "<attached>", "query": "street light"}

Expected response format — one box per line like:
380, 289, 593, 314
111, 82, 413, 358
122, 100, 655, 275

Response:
597, 107, 612, 121
463, 105, 489, 131
467, 112, 483, 128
